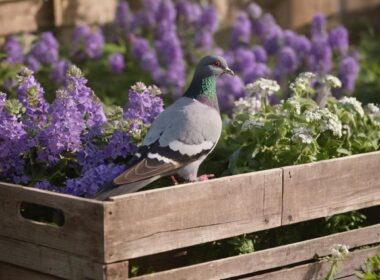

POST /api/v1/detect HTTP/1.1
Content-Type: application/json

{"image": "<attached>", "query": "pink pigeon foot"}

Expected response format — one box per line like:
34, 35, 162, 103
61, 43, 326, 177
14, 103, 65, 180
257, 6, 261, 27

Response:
197, 174, 215, 181
170, 175, 179, 185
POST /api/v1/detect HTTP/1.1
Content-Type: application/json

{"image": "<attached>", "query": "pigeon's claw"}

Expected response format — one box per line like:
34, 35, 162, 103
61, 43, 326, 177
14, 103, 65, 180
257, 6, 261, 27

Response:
197, 174, 215, 181
170, 175, 179, 185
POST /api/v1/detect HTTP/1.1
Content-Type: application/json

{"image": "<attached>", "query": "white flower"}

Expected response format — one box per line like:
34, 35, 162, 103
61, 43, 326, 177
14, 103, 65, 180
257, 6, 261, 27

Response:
320, 109, 342, 137
365, 103, 380, 115
291, 127, 313, 144
233, 96, 261, 116
305, 110, 322, 122
147, 85, 162, 96
246, 78, 280, 96
323, 74, 342, 88
286, 97, 301, 114
241, 119, 264, 131
290, 72, 317, 93
131, 82, 147, 93
339, 97, 364, 117
330, 244, 350, 260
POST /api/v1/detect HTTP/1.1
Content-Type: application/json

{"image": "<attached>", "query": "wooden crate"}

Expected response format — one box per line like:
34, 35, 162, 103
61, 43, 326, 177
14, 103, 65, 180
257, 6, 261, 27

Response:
1, 151, 380, 279
0, 0, 117, 37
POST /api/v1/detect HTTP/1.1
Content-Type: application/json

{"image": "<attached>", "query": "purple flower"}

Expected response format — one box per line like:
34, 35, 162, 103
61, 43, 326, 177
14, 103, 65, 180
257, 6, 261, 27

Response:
65, 66, 107, 128
156, 0, 176, 25
293, 35, 311, 55
338, 56, 359, 92
70, 25, 104, 60
30, 32, 59, 65
17, 68, 49, 129
4, 36, 23, 64
124, 84, 164, 124
38, 89, 85, 164
231, 12, 251, 48
85, 30, 104, 59
103, 130, 137, 160
217, 75, 245, 112
263, 26, 283, 54
115, 1, 131, 34
308, 39, 332, 74
277, 46, 299, 74
233, 48, 256, 75
252, 13, 278, 42
311, 13, 327, 40
65, 163, 126, 197
198, 6, 218, 33
247, 3, 262, 19
176, 0, 201, 24
131, 36, 150, 59
0, 92, 29, 184
50, 59, 71, 83
25, 55, 41, 72
108, 53, 125, 74
329, 26, 348, 54
252, 46, 267, 63
244, 63, 271, 83
194, 30, 213, 49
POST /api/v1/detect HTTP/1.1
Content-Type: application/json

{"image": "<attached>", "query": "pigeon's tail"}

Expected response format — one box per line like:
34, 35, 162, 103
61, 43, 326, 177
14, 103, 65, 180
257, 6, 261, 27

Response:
93, 176, 160, 201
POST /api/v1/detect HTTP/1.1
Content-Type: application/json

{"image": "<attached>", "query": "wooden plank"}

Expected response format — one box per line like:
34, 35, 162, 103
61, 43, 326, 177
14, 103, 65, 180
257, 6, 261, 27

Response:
104, 168, 283, 261
0, 261, 63, 280
0, 182, 106, 262
282, 151, 380, 225
58, 0, 117, 26
242, 245, 380, 280
0, 235, 107, 279
0, 0, 43, 36
133, 224, 380, 280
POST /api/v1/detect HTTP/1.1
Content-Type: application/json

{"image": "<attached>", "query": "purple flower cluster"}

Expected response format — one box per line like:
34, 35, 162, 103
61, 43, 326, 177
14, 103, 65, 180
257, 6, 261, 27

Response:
17, 68, 49, 129
0, 65, 164, 197
3, 36, 23, 64
2, 32, 68, 84
64, 66, 107, 128
70, 25, 105, 60
124, 83, 164, 124
108, 53, 125, 74
0, 92, 29, 184
217, 9, 359, 110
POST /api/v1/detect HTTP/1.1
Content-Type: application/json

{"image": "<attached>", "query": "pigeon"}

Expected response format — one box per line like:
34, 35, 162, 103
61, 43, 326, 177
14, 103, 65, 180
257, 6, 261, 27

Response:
94, 55, 234, 200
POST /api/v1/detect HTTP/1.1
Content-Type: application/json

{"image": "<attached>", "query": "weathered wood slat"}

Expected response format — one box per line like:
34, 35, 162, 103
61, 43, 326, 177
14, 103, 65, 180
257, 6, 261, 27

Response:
133, 224, 380, 280
0, 261, 63, 280
103, 168, 283, 261
0, 182, 105, 262
242, 245, 380, 280
0, 235, 108, 279
282, 151, 380, 225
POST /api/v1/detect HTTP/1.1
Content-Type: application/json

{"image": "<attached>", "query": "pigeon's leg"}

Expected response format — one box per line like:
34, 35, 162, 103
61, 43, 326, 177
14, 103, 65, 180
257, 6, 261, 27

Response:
170, 175, 179, 185
197, 174, 215, 181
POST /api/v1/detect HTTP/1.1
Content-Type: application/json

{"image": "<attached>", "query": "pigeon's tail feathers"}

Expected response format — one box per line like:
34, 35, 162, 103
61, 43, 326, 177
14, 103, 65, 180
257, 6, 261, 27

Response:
93, 176, 159, 201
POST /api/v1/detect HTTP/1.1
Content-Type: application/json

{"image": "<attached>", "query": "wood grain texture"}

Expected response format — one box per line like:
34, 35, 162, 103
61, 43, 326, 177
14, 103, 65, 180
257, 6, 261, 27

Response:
0, 235, 107, 279
0, 261, 63, 280
104, 168, 282, 261
0, 0, 42, 36
282, 151, 380, 225
133, 224, 380, 280
242, 245, 380, 280
0, 182, 105, 262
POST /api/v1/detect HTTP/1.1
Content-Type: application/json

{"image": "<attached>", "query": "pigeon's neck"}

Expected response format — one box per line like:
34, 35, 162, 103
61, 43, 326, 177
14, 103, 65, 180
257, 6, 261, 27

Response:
184, 75, 219, 110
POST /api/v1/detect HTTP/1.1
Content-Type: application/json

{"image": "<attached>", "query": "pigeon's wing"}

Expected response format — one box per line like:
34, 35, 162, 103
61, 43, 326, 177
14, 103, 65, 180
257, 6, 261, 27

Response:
113, 97, 222, 185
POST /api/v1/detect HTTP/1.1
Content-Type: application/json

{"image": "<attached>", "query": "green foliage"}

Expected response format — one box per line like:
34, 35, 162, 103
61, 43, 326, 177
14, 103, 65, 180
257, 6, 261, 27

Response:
356, 253, 380, 280
225, 77, 380, 175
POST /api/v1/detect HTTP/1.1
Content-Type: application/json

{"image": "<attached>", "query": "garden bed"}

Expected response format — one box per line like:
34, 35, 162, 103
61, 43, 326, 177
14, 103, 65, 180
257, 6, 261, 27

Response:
0, 150, 380, 279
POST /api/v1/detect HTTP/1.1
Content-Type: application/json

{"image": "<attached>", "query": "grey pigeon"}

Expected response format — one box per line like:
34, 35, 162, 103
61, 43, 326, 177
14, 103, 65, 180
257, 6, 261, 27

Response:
95, 55, 234, 200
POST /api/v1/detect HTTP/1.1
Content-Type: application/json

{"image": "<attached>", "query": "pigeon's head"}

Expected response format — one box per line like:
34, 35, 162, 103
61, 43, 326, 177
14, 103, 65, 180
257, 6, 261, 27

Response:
195, 55, 234, 77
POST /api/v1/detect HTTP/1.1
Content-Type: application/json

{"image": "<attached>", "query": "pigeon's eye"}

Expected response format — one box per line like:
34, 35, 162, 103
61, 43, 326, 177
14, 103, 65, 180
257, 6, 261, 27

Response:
213, 60, 221, 67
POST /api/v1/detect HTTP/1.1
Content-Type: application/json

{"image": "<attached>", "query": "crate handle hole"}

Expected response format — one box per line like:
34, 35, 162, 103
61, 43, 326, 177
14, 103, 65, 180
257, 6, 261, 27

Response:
19, 201, 65, 227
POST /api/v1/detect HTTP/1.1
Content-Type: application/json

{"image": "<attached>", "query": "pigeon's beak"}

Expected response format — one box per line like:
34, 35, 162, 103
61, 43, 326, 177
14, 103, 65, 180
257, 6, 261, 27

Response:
224, 67, 235, 76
